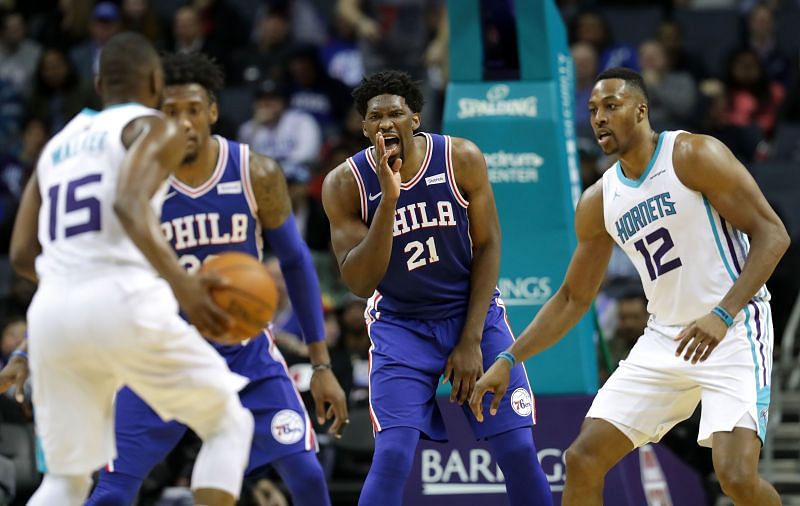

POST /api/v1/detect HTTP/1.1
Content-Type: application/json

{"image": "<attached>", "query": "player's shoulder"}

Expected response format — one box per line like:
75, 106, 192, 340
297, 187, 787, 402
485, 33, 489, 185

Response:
246, 148, 284, 185
447, 136, 484, 166
322, 159, 362, 214
574, 180, 608, 238
323, 160, 358, 194
672, 131, 728, 166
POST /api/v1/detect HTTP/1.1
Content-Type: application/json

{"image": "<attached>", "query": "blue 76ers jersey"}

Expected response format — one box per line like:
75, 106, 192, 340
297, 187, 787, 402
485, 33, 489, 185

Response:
349, 132, 492, 319
160, 136, 280, 377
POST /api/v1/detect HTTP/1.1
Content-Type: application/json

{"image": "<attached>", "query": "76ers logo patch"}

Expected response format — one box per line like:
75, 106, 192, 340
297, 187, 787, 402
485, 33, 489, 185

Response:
510, 388, 533, 417
271, 409, 305, 445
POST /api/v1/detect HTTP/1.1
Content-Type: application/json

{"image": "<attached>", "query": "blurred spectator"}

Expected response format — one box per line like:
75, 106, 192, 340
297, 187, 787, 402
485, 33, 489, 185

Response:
571, 41, 598, 128
33, 0, 92, 49
607, 286, 649, 366
232, 7, 294, 86
571, 10, 638, 71
698, 79, 761, 163
321, 14, 364, 88
170, 6, 205, 54
337, 0, 444, 81
0, 78, 23, 156
725, 48, 785, 138
250, 477, 289, 506
69, 1, 123, 82
237, 80, 322, 180
638, 39, 697, 130
188, 0, 248, 65
0, 273, 35, 320
121, 0, 163, 45
745, 3, 790, 86
285, 168, 331, 251
27, 47, 99, 136
257, 0, 327, 47
0, 116, 46, 251
336, 0, 447, 130
0, 12, 42, 92
285, 44, 352, 137
655, 19, 707, 82
0, 316, 24, 366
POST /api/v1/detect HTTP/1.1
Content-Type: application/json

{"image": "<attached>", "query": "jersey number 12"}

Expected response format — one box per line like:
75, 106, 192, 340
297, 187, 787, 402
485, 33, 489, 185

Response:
633, 227, 682, 281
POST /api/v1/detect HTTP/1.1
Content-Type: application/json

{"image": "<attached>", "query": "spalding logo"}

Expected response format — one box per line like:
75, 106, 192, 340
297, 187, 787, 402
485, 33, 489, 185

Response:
510, 388, 532, 417
271, 409, 305, 445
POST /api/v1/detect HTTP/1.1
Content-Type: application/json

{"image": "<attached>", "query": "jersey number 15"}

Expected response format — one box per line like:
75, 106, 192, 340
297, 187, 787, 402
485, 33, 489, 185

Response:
46, 174, 103, 241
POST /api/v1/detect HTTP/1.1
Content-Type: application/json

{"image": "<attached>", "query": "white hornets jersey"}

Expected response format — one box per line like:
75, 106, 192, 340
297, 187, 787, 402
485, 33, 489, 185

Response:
601, 130, 769, 326
35, 103, 166, 279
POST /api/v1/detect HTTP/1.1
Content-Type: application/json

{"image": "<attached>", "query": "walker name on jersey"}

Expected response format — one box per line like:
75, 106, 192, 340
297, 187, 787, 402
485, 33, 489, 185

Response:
614, 192, 677, 244
393, 201, 457, 237
50, 131, 108, 165
161, 212, 249, 250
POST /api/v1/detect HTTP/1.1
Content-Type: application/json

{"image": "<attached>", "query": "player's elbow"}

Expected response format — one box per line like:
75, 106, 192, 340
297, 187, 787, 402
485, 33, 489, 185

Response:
560, 284, 594, 315
344, 279, 374, 299
341, 270, 375, 298
775, 224, 791, 257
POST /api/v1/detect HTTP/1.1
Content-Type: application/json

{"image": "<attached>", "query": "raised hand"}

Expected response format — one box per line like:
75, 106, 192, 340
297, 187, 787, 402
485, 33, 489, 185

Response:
375, 132, 402, 202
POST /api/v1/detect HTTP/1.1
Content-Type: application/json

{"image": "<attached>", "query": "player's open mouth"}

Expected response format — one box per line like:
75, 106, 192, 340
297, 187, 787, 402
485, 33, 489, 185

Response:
384, 136, 401, 156
596, 130, 613, 145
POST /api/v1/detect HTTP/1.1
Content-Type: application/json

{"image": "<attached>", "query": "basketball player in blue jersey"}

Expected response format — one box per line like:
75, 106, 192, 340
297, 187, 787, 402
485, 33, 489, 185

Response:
322, 71, 552, 506
86, 52, 347, 506
472, 68, 789, 506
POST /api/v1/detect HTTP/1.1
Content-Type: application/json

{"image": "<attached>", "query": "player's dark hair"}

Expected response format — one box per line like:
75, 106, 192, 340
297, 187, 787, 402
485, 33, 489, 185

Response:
99, 32, 160, 92
162, 51, 225, 103
352, 71, 424, 117
595, 67, 649, 104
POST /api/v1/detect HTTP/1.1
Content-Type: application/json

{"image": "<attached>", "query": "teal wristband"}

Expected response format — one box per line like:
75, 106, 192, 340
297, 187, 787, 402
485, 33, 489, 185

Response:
495, 351, 516, 368
11, 350, 27, 360
712, 306, 734, 327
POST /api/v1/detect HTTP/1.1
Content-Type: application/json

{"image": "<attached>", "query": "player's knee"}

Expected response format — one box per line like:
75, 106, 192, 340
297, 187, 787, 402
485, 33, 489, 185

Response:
717, 464, 759, 500
564, 443, 605, 480
294, 457, 326, 487
206, 397, 253, 442
375, 438, 415, 473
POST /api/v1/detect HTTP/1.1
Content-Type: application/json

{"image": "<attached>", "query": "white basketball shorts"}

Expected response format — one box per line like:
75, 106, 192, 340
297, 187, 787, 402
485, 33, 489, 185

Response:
27, 268, 249, 475
587, 300, 773, 448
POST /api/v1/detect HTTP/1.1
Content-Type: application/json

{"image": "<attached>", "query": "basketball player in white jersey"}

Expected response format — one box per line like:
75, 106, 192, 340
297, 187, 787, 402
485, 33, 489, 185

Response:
470, 67, 789, 505
7, 33, 254, 506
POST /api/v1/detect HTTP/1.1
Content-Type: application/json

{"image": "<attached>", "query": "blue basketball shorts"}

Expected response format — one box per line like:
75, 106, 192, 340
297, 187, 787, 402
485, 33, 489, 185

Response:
365, 298, 536, 441
107, 333, 315, 479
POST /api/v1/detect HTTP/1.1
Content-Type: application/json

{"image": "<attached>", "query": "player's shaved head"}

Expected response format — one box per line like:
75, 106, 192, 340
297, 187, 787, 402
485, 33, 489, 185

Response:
595, 67, 649, 104
98, 32, 161, 96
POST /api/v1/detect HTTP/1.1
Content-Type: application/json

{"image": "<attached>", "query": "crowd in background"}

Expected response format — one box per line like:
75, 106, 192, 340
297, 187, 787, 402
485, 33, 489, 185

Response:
0, 0, 797, 504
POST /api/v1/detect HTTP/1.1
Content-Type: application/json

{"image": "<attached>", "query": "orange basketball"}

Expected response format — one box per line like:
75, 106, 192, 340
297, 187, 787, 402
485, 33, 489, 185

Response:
200, 252, 278, 342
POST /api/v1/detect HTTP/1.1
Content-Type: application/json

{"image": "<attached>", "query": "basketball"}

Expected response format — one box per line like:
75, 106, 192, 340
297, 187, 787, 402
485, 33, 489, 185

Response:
199, 252, 278, 341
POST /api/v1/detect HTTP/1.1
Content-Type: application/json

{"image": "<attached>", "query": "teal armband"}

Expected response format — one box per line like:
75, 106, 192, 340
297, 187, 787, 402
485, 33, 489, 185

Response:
495, 351, 516, 368
712, 306, 734, 327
